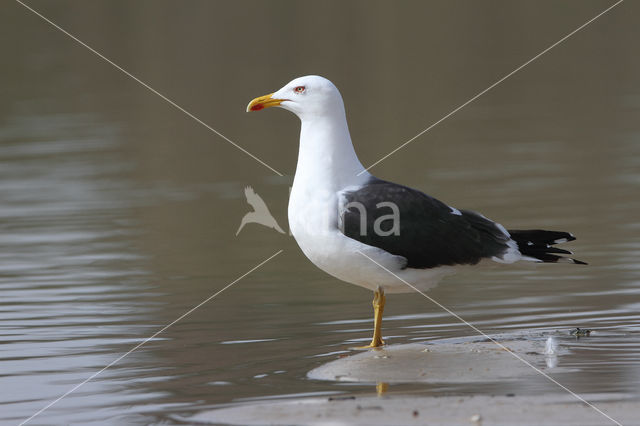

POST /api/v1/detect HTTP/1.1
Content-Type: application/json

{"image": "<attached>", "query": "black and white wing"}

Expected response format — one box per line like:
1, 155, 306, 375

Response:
338, 178, 513, 269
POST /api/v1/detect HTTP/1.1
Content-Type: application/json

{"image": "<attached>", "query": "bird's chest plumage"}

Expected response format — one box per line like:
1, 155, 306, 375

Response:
288, 185, 341, 265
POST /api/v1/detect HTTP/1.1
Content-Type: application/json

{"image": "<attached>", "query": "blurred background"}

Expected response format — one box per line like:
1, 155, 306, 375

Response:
1, 1, 639, 424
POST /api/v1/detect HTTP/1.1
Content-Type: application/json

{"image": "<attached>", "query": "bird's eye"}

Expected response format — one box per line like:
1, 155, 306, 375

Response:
294, 86, 305, 93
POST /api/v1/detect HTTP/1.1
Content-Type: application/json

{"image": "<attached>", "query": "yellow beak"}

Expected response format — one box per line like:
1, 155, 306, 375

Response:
246, 93, 285, 112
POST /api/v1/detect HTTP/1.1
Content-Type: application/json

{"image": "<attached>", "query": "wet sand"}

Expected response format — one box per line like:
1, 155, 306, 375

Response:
307, 340, 569, 383
187, 341, 636, 425
187, 393, 634, 425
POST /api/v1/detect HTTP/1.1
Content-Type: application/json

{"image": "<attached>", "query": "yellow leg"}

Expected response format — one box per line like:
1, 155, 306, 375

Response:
353, 289, 386, 349
359, 289, 385, 348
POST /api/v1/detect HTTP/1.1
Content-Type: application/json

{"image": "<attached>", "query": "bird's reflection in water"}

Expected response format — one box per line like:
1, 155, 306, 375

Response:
376, 382, 389, 396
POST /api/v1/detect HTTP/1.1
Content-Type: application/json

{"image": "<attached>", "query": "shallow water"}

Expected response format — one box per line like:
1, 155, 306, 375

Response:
2, 1, 640, 424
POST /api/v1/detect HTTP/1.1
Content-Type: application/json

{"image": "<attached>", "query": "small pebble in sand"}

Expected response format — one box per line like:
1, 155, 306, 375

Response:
328, 396, 356, 401
470, 413, 482, 423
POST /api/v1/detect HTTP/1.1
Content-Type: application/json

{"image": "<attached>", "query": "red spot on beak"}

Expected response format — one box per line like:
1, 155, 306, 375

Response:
250, 104, 264, 111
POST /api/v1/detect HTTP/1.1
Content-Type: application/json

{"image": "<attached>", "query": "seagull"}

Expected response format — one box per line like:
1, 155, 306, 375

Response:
247, 75, 585, 348
236, 186, 285, 236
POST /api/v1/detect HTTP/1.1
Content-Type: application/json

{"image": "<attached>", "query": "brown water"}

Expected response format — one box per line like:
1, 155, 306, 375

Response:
2, 1, 639, 424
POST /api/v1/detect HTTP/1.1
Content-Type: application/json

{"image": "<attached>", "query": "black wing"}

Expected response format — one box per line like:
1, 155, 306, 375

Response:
339, 178, 511, 269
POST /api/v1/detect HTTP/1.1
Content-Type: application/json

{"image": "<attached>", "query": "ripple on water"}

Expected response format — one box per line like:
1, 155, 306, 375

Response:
0, 114, 156, 424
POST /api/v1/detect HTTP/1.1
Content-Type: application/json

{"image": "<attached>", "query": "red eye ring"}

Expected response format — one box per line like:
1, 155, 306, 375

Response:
294, 86, 305, 93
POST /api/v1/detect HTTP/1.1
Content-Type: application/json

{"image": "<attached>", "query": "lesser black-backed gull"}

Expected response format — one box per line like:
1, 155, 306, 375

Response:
247, 75, 585, 348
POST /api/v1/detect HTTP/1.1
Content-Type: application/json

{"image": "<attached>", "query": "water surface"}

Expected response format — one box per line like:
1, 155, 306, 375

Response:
2, 1, 639, 424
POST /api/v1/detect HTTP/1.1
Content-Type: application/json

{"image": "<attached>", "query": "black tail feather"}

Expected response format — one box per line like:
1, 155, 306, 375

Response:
508, 229, 587, 265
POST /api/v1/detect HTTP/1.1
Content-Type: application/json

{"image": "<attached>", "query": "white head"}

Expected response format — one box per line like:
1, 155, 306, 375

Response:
247, 75, 345, 121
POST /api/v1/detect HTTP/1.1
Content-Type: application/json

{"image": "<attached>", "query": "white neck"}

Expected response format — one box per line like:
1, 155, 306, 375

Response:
292, 110, 369, 193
